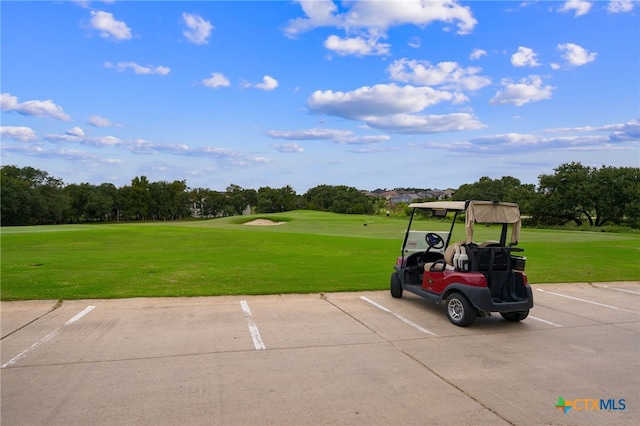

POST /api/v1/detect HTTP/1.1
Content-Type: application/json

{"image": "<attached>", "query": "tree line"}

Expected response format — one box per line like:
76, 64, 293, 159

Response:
1, 162, 638, 228
452, 163, 639, 228
0, 166, 375, 226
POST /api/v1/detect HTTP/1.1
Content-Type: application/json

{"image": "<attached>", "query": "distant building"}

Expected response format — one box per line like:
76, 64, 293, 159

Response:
364, 187, 455, 204
420, 190, 445, 200
390, 193, 421, 204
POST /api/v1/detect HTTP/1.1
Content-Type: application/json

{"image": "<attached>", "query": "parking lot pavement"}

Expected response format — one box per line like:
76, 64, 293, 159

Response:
1, 282, 638, 425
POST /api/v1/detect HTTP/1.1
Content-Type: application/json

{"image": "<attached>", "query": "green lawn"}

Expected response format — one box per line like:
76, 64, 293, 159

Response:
1, 210, 638, 300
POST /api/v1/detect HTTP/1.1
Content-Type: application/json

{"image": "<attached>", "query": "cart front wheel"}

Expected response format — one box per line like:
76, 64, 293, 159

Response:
390, 272, 403, 298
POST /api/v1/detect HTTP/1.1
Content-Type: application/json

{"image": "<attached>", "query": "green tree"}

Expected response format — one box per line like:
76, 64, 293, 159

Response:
1, 165, 68, 225
1, 165, 37, 225
98, 183, 120, 221
204, 190, 228, 217
303, 185, 374, 214
166, 180, 190, 220
255, 185, 300, 213
532, 163, 640, 227
64, 183, 117, 222
453, 176, 537, 214
119, 176, 153, 220
533, 163, 596, 226
590, 166, 640, 226
225, 184, 257, 215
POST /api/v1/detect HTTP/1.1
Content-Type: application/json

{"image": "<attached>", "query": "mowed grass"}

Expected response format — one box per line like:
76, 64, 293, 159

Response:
1, 210, 638, 300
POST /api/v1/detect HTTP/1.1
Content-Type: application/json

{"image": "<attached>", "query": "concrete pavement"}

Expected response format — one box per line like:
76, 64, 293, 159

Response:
1, 282, 639, 425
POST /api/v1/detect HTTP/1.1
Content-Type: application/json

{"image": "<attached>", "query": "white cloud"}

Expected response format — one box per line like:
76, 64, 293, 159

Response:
607, 0, 634, 13
1, 93, 70, 121
66, 126, 85, 137
254, 75, 279, 91
0, 143, 45, 157
267, 128, 390, 144
46, 133, 122, 147
55, 148, 100, 161
306, 83, 485, 134
285, 0, 477, 56
324, 35, 390, 56
89, 10, 132, 41
73, 1, 91, 8
410, 121, 640, 158
182, 12, 213, 45
272, 143, 304, 153
363, 113, 485, 134
87, 115, 119, 127
408, 37, 421, 49
467, 133, 539, 151
336, 134, 390, 145
42, 131, 272, 166
558, 0, 592, 16
388, 59, 491, 91
268, 128, 353, 141
202, 72, 230, 88
104, 61, 170, 75
511, 46, 541, 67
470, 48, 487, 60
284, 0, 343, 37
74, 1, 117, 7
13, 146, 122, 164
557, 43, 597, 66
607, 120, 640, 141
85, 135, 122, 147
308, 83, 455, 119
543, 119, 640, 141
103, 158, 125, 165
490, 75, 554, 106
350, 0, 477, 34
3, 128, 272, 171
1, 126, 38, 142
424, 119, 640, 155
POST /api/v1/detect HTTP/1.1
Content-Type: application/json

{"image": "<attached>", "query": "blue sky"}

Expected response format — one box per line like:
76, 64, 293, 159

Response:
1, 0, 638, 192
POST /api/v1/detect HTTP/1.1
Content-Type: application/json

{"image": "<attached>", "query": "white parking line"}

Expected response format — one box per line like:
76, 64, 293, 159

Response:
537, 288, 639, 314
1, 305, 95, 369
65, 306, 95, 325
240, 301, 266, 350
528, 315, 562, 327
360, 296, 437, 336
601, 285, 640, 296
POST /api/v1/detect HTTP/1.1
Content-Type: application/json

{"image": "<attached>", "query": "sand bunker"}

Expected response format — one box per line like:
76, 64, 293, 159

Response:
243, 219, 286, 226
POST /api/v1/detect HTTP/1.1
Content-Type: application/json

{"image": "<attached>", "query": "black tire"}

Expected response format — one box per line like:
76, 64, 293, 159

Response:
390, 272, 403, 298
500, 310, 529, 322
445, 292, 476, 327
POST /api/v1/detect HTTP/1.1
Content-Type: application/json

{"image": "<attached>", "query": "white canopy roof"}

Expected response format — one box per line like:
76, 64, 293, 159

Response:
408, 200, 522, 244
408, 201, 467, 210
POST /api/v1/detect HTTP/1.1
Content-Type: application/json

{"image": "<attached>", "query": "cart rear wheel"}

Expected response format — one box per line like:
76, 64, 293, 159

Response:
500, 310, 529, 322
446, 292, 476, 327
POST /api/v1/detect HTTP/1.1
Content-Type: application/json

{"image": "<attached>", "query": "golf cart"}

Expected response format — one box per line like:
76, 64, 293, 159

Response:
391, 200, 533, 327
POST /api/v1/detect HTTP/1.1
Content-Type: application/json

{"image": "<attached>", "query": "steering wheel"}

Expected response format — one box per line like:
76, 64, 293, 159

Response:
425, 232, 445, 250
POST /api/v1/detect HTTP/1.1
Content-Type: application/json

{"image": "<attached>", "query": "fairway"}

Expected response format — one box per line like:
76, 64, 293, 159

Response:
1, 211, 639, 300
